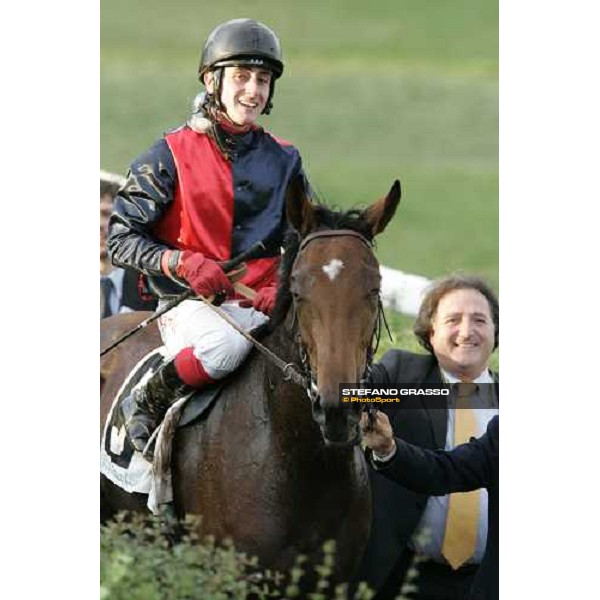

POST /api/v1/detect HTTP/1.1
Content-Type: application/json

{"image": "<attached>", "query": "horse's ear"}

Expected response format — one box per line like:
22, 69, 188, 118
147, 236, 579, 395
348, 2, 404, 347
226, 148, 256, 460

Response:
363, 179, 401, 237
286, 174, 315, 235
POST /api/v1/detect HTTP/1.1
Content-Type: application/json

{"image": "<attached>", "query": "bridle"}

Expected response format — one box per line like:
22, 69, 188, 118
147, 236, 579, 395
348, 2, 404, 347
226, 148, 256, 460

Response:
290, 229, 392, 405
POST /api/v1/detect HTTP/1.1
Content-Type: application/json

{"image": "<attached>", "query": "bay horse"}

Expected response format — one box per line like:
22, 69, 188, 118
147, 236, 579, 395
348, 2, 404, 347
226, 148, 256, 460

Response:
100, 176, 401, 581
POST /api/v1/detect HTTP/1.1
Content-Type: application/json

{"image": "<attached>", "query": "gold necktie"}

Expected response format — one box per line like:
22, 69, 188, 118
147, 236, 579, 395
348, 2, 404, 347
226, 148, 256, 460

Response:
442, 382, 480, 569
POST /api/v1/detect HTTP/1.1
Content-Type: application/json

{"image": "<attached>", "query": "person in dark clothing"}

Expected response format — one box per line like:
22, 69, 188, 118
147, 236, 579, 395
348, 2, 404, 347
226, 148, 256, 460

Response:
355, 275, 498, 600
100, 181, 157, 318
361, 411, 499, 600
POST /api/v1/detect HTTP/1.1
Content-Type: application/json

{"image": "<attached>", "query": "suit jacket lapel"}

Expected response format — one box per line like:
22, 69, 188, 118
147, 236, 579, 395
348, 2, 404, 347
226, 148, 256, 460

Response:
423, 366, 499, 447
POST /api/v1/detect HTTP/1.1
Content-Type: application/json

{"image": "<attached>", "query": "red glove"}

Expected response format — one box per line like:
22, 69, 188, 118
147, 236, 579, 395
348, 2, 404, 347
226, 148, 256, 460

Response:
240, 285, 277, 316
175, 251, 234, 298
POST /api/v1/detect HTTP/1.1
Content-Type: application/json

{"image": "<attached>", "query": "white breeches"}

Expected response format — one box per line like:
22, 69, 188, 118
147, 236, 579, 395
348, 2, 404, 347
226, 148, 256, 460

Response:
156, 299, 269, 380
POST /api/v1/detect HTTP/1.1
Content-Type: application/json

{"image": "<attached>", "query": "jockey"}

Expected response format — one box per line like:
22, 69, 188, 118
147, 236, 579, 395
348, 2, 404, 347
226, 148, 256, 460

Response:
107, 18, 309, 453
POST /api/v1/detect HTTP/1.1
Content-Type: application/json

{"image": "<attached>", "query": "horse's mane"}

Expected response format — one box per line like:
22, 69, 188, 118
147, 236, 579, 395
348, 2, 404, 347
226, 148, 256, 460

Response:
252, 203, 374, 338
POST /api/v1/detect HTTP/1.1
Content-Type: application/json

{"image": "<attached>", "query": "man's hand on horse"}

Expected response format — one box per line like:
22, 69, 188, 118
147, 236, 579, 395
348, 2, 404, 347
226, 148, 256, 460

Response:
359, 411, 396, 456
239, 285, 277, 316
176, 251, 235, 298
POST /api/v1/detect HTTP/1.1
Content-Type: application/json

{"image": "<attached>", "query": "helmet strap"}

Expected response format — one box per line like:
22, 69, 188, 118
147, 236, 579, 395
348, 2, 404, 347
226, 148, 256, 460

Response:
200, 67, 225, 115
262, 78, 275, 115
211, 67, 225, 112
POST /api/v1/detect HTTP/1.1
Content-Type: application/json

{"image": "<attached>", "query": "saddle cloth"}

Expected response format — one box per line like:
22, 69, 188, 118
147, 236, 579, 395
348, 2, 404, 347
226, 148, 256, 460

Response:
100, 347, 225, 513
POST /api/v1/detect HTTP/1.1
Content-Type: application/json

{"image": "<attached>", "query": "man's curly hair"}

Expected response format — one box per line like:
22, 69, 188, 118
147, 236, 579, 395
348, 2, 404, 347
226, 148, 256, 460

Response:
413, 274, 499, 354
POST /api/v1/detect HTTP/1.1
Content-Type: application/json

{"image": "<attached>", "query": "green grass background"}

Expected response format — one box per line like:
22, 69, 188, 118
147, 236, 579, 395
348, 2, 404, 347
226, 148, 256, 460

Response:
101, 0, 498, 290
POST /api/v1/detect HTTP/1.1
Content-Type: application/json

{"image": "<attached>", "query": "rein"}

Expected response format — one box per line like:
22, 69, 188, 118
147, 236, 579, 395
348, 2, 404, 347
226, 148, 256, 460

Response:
193, 296, 308, 388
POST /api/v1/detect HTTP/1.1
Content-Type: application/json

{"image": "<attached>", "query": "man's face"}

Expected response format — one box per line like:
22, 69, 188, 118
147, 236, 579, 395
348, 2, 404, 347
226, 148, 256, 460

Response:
206, 66, 271, 127
429, 288, 495, 380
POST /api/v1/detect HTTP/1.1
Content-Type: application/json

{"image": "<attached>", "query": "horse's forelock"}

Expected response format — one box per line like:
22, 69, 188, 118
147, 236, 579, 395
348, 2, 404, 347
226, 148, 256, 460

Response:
310, 205, 374, 242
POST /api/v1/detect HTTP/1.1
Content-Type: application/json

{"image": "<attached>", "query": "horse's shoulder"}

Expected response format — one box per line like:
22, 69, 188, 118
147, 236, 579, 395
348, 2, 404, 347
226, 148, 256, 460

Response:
101, 311, 154, 344
101, 312, 162, 387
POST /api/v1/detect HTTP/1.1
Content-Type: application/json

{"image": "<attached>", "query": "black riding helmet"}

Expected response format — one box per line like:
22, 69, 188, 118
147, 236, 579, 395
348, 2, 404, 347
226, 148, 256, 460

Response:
199, 19, 283, 115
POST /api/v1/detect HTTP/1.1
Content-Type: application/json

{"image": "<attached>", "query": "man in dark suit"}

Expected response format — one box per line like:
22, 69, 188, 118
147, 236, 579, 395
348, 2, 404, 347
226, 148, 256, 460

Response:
100, 267, 158, 319
355, 274, 499, 600
361, 411, 499, 600
100, 181, 158, 319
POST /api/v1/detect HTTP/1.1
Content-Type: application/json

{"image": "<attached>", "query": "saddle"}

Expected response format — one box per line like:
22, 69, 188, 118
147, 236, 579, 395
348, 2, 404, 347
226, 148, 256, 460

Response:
100, 347, 227, 512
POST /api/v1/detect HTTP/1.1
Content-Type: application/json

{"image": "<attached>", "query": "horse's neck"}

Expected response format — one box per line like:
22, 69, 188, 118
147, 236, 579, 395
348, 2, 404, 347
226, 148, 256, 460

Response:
263, 316, 298, 363
260, 312, 308, 400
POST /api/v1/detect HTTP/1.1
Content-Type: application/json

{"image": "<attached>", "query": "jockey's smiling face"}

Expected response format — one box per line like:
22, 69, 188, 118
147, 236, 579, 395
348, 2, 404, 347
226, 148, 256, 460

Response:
205, 66, 272, 128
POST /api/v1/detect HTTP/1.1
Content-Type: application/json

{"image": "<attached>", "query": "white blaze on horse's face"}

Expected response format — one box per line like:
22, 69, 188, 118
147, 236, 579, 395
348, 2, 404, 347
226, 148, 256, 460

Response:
322, 259, 344, 281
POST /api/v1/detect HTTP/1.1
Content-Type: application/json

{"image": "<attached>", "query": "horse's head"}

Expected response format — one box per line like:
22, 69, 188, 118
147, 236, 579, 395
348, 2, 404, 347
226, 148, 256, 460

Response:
285, 176, 401, 445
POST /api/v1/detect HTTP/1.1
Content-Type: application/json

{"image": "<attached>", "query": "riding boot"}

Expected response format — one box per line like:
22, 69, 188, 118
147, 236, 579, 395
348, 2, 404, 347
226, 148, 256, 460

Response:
120, 359, 196, 453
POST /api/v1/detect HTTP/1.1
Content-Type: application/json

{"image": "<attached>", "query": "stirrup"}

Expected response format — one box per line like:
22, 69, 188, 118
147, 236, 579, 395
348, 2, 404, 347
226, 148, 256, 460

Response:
123, 358, 195, 455
119, 392, 157, 453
